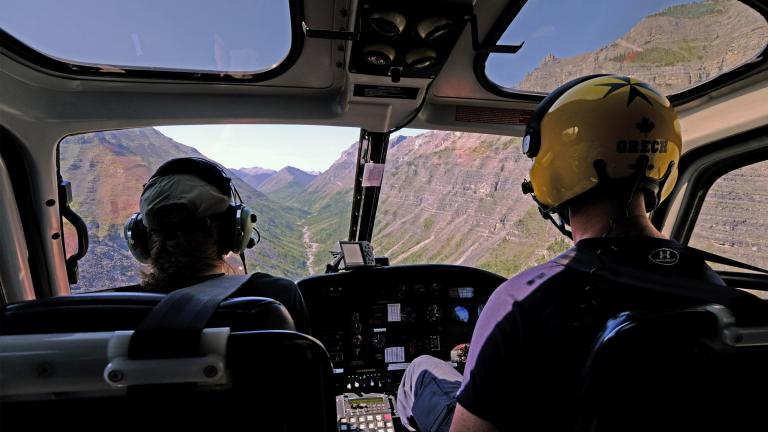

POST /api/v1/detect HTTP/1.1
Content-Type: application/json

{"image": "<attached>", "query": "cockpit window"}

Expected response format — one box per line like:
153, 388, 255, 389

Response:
59, 125, 359, 292
65, 128, 764, 293
372, 132, 571, 277
59, 127, 564, 292
0, 0, 294, 79
689, 160, 768, 273
483, 0, 768, 96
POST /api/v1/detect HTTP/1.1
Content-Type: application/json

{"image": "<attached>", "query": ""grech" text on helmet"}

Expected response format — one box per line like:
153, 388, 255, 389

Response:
616, 139, 668, 154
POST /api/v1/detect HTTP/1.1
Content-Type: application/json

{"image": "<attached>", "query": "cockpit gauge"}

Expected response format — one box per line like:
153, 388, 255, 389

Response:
426, 304, 442, 323
352, 322, 363, 334
430, 282, 441, 296
351, 334, 363, 346
414, 284, 426, 296
401, 306, 417, 323
371, 333, 386, 349
452, 306, 470, 323
396, 284, 408, 298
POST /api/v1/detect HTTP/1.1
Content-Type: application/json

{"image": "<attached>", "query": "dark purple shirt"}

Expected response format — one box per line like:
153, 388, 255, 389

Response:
456, 237, 729, 430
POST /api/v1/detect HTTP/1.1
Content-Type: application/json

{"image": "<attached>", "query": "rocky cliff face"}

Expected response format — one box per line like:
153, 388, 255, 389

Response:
300, 130, 768, 277
516, 0, 767, 94
298, 132, 568, 276
689, 160, 768, 270
373, 132, 566, 276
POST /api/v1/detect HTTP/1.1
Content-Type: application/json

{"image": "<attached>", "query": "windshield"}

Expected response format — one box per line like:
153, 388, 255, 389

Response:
371, 132, 569, 276
60, 126, 566, 292
484, 0, 768, 95
59, 126, 359, 292
0, 0, 292, 76
60, 125, 768, 293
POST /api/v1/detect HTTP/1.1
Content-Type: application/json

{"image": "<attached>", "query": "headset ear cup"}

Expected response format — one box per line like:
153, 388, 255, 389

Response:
215, 205, 254, 255
234, 205, 256, 254
124, 213, 151, 263
523, 130, 538, 158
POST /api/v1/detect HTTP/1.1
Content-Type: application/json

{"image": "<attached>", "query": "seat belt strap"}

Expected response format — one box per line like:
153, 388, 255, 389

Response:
684, 245, 768, 275
128, 274, 252, 359
553, 247, 768, 317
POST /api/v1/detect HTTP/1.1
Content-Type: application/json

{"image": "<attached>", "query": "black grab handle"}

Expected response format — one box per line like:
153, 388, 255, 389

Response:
59, 179, 88, 284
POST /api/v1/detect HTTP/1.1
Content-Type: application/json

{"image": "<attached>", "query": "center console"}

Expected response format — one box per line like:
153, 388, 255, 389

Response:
337, 393, 397, 432
298, 264, 506, 431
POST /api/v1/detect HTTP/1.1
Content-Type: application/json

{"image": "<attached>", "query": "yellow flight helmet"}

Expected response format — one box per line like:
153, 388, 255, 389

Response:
521, 74, 681, 217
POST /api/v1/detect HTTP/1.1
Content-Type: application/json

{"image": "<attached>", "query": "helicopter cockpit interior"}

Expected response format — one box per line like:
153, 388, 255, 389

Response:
1, 0, 768, 431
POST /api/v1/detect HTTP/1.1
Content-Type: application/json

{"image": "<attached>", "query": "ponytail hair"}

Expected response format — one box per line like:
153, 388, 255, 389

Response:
140, 218, 230, 292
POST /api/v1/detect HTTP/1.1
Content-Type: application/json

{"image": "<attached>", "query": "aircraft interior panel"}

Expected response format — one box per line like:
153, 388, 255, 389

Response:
298, 264, 506, 397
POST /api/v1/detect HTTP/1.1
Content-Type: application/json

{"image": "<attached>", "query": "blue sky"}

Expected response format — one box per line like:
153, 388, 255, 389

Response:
486, 0, 697, 87
2, 0, 712, 171
0, 0, 291, 72
156, 125, 424, 172
1, 0, 697, 79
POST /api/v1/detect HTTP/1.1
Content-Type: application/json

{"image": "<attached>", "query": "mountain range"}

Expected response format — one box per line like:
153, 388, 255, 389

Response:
59, 128, 308, 291
58, 0, 768, 292
254, 166, 318, 203
60, 124, 767, 293
60, 128, 568, 293
516, 0, 767, 94
232, 166, 275, 188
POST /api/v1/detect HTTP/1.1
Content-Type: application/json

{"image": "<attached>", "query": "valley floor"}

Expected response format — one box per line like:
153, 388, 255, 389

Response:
302, 222, 320, 275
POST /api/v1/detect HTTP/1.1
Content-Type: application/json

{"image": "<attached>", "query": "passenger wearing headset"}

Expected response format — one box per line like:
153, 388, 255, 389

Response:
396, 75, 763, 432
124, 157, 310, 333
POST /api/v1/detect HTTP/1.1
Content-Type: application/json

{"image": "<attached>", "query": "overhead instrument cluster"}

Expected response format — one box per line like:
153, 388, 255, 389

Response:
303, 0, 472, 83
350, 0, 472, 80
298, 265, 506, 394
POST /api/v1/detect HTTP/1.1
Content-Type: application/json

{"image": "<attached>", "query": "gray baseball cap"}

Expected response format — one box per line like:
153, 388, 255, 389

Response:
140, 173, 231, 230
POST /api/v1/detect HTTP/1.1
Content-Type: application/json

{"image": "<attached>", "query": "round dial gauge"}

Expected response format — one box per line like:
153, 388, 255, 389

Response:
452, 306, 470, 323
352, 322, 363, 334
371, 333, 386, 349
426, 304, 442, 323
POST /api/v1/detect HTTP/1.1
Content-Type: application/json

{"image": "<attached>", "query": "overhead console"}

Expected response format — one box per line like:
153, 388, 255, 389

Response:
305, 0, 472, 82
347, 0, 472, 82
303, 0, 475, 133
298, 264, 506, 398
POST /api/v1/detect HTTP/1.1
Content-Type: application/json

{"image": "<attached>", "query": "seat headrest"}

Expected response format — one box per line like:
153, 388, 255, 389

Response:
1, 292, 295, 335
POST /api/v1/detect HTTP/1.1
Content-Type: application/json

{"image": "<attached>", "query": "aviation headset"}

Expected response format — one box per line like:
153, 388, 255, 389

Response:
124, 157, 258, 264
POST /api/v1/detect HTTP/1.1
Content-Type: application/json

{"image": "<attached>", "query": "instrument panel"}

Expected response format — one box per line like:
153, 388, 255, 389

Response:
298, 264, 506, 394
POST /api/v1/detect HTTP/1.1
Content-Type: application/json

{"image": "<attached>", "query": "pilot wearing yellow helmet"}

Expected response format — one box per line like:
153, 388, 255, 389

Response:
396, 75, 760, 432
521, 73, 681, 238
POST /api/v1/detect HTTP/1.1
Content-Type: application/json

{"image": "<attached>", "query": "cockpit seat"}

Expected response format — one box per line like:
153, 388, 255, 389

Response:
0, 293, 336, 431
576, 304, 768, 432
0, 292, 296, 334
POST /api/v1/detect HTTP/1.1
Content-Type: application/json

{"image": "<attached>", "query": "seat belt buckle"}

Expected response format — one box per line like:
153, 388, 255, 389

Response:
104, 328, 230, 388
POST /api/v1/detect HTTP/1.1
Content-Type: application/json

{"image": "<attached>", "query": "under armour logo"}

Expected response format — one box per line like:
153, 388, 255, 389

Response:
649, 248, 679, 266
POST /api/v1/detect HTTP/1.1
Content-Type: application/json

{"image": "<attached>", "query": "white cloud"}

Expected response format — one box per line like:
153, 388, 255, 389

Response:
532, 25, 556, 38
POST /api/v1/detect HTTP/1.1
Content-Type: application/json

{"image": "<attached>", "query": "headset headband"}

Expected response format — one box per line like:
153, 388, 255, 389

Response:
523, 74, 610, 158
147, 157, 235, 200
